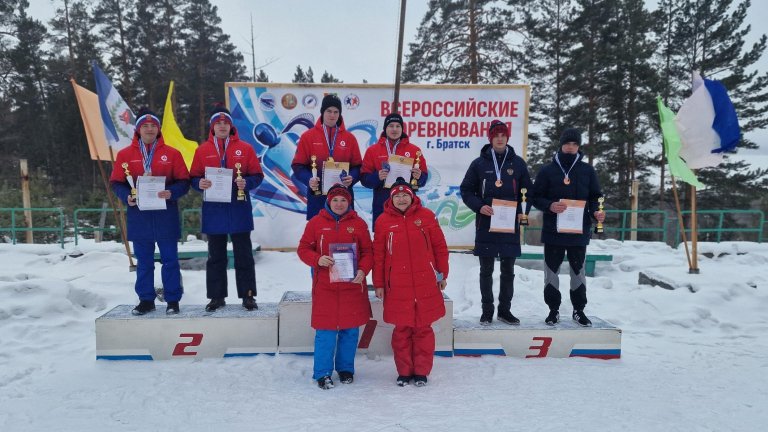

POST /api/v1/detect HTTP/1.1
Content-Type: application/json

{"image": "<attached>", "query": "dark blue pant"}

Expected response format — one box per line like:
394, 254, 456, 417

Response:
132, 239, 182, 302
479, 256, 516, 314
313, 327, 359, 380
206, 232, 256, 299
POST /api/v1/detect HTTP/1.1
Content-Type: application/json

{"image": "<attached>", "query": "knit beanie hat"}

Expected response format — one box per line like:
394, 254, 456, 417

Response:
327, 184, 352, 202
559, 128, 582, 146
320, 94, 342, 115
383, 113, 404, 131
135, 107, 160, 129
389, 177, 414, 199
208, 105, 233, 128
488, 120, 509, 142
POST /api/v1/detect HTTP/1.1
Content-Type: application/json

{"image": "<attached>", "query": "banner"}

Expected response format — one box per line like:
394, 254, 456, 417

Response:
71, 80, 113, 161
92, 63, 135, 150
226, 83, 530, 248
162, 81, 197, 169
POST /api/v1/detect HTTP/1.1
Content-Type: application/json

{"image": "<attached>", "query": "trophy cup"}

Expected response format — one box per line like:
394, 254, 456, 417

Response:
411, 151, 422, 190
311, 155, 322, 196
122, 163, 137, 200
519, 188, 529, 226
235, 163, 245, 201
595, 196, 605, 234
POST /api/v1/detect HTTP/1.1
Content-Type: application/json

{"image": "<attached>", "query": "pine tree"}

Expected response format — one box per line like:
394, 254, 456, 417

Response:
403, 0, 525, 84
292, 65, 314, 83
255, 69, 269, 82
320, 70, 341, 83
92, 0, 134, 102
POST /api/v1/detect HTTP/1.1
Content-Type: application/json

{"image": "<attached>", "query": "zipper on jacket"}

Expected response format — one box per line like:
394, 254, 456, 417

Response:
481, 178, 486, 200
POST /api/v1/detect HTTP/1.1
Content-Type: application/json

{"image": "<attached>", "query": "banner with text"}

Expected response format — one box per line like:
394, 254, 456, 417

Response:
225, 83, 530, 248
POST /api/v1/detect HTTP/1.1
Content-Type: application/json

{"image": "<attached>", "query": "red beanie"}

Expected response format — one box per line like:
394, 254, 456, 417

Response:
389, 179, 414, 199
488, 120, 509, 142
327, 184, 351, 202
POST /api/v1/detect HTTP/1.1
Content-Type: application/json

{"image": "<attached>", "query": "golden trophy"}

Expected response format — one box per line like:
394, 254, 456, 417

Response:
310, 155, 322, 196
519, 188, 529, 226
235, 163, 245, 201
411, 151, 422, 190
595, 196, 605, 234
122, 162, 137, 200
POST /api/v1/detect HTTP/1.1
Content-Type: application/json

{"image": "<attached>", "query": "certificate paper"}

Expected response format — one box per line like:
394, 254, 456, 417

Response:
556, 199, 586, 234
489, 198, 518, 233
329, 243, 358, 283
384, 155, 414, 188
136, 176, 167, 211
203, 167, 234, 203
322, 161, 350, 194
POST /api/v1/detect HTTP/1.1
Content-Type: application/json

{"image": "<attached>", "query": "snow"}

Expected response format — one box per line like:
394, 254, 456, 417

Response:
1, 239, 767, 431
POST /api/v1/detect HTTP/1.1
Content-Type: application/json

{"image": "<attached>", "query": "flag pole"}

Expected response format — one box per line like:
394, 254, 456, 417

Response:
71, 78, 135, 271
669, 174, 693, 269
689, 183, 699, 273
392, 0, 407, 113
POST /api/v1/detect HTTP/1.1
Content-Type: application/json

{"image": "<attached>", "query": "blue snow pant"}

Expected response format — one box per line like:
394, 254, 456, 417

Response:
132, 239, 183, 302
313, 327, 360, 380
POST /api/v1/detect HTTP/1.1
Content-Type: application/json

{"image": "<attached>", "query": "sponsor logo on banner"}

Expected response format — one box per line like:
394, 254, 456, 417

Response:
344, 94, 360, 110
259, 93, 276, 111
281, 93, 297, 110
302, 94, 317, 109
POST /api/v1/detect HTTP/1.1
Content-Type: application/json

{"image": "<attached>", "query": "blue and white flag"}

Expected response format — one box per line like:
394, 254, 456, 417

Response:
92, 62, 135, 150
675, 72, 741, 169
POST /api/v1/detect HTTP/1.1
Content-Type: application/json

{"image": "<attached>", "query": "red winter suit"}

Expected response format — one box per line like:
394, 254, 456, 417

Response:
360, 134, 429, 226
109, 132, 190, 302
297, 208, 373, 330
291, 118, 363, 220
373, 196, 449, 377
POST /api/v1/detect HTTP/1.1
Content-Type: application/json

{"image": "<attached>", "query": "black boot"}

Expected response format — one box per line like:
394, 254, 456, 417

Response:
242, 296, 257, 311
317, 376, 334, 390
166, 301, 180, 315
338, 371, 354, 384
480, 304, 494, 326
572, 309, 592, 327
497, 309, 520, 325
545, 309, 559, 326
131, 300, 155, 316
205, 298, 226, 312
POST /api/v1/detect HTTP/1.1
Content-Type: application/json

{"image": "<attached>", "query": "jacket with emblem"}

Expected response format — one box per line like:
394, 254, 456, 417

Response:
530, 151, 602, 246
459, 143, 532, 257
110, 132, 190, 241
360, 134, 429, 226
291, 118, 363, 220
297, 207, 373, 330
373, 196, 449, 327
189, 126, 264, 234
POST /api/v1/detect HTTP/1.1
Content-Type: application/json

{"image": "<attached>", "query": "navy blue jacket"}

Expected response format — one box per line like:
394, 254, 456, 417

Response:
530, 151, 602, 246
460, 144, 532, 257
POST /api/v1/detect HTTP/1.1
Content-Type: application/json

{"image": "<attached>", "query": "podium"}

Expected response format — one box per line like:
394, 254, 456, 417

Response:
95, 304, 279, 360
278, 291, 454, 356
452, 317, 621, 358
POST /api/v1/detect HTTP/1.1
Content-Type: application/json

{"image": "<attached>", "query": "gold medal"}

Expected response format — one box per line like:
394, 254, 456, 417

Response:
564, 177, 571, 185
495, 180, 503, 187
327, 156, 334, 163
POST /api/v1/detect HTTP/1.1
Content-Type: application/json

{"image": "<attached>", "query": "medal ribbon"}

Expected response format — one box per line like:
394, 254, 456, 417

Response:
214, 136, 230, 168
322, 124, 339, 159
555, 152, 580, 183
139, 138, 158, 174
492, 148, 509, 184
385, 138, 401, 158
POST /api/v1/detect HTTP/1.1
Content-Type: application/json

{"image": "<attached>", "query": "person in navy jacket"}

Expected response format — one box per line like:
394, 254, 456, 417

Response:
189, 106, 264, 312
460, 120, 532, 326
297, 185, 373, 390
110, 108, 190, 315
530, 128, 605, 327
360, 113, 428, 227
291, 94, 363, 220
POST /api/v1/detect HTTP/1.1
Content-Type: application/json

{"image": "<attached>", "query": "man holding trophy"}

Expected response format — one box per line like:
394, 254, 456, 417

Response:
110, 108, 190, 315
530, 127, 605, 327
360, 112, 428, 227
459, 120, 532, 326
190, 105, 264, 312
291, 94, 363, 220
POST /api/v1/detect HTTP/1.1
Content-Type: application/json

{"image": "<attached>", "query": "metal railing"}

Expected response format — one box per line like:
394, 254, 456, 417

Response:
674, 210, 765, 244
0, 207, 66, 248
72, 208, 125, 245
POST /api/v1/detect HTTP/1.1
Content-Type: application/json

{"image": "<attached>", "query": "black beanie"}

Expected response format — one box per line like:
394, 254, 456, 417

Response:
320, 94, 342, 115
559, 128, 582, 146
383, 113, 404, 131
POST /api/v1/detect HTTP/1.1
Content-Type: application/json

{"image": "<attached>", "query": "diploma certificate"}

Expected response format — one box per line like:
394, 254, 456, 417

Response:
136, 176, 167, 211
556, 199, 586, 234
204, 167, 234, 203
384, 155, 414, 188
322, 161, 350, 194
489, 198, 518, 233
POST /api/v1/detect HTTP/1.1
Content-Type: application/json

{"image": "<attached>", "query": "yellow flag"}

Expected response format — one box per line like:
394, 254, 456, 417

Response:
71, 79, 113, 161
162, 81, 197, 169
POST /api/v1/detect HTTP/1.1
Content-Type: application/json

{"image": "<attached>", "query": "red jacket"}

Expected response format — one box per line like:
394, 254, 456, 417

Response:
109, 135, 190, 241
291, 118, 363, 219
189, 127, 264, 234
373, 196, 449, 327
297, 208, 373, 330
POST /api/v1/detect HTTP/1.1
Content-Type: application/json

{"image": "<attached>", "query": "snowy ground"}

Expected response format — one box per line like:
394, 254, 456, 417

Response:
1, 239, 767, 431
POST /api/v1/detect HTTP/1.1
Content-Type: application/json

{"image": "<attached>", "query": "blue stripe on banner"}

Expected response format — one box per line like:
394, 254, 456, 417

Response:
92, 63, 119, 141
96, 355, 153, 361
453, 348, 507, 356
434, 351, 454, 357
703, 79, 740, 153
223, 353, 275, 357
